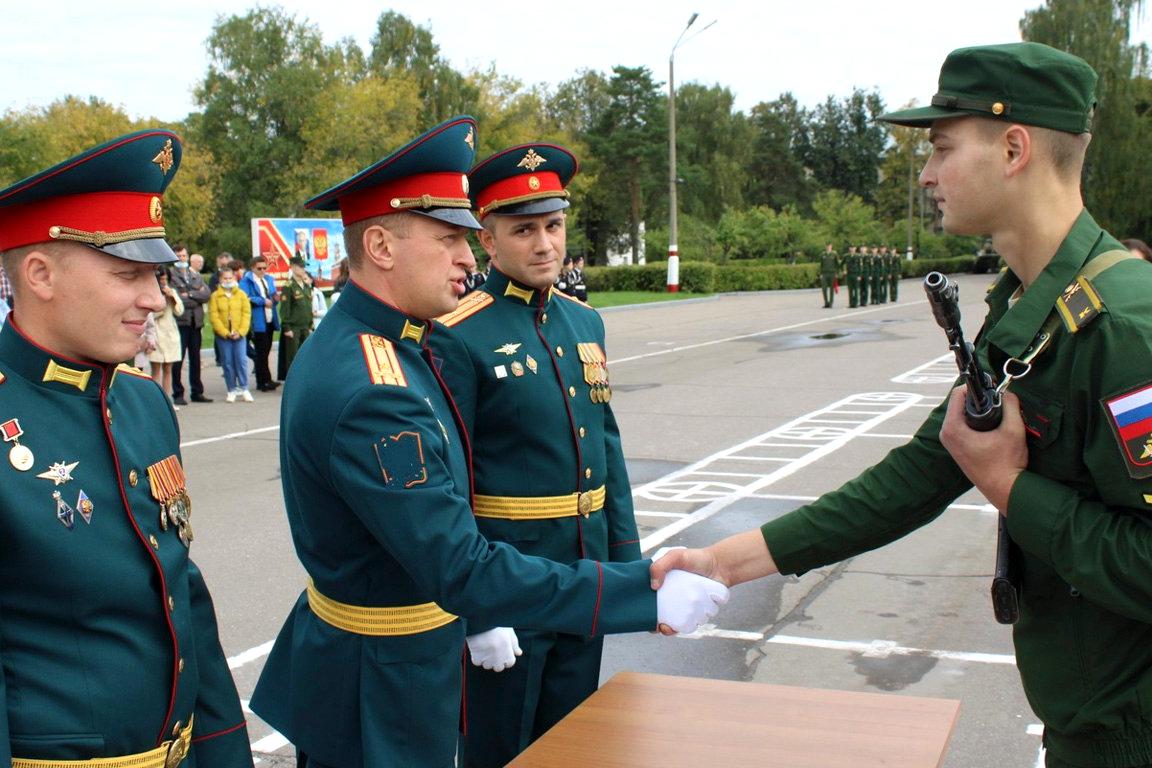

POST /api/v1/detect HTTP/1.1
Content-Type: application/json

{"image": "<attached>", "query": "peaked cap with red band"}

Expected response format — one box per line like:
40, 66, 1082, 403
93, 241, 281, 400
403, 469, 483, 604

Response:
0, 129, 182, 264
470, 143, 578, 219
305, 116, 481, 230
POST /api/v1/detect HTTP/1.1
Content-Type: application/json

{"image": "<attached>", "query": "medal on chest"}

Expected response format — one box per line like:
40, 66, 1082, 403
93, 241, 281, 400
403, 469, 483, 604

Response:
1, 418, 34, 471
147, 455, 194, 546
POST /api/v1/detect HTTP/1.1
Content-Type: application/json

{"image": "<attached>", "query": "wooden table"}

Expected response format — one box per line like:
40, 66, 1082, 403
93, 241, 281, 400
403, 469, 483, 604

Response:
507, 672, 960, 767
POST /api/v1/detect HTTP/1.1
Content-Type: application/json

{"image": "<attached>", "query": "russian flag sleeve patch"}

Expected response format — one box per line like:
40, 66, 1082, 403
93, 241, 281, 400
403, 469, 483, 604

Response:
1104, 381, 1152, 479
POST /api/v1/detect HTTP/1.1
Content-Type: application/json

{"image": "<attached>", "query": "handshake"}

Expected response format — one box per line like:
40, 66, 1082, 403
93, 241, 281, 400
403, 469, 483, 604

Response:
467, 547, 729, 672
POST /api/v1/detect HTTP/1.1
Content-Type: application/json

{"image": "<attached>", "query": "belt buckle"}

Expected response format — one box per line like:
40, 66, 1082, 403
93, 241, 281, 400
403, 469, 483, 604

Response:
165, 725, 192, 768
577, 491, 592, 518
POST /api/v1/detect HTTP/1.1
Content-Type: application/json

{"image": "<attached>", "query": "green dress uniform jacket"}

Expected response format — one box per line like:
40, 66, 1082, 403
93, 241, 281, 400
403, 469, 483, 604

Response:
888, 253, 901, 301
819, 253, 840, 308
249, 281, 656, 768
0, 320, 250, 766
762, 210, 1152, 767
431, 268, 641, 764
845, 253, 862, 308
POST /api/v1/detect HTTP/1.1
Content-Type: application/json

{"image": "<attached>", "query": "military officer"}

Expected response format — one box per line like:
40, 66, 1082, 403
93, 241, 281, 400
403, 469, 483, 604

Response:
870, 246, 886, 303
888, 247, 901, 301
248, 118, 728, 768
0, 131, 251, 766
276, 254, 313, 379
653, 43, 1152, 768
818, 242, 840, 308
844, 245, 861, 308
429, 144, 634, 767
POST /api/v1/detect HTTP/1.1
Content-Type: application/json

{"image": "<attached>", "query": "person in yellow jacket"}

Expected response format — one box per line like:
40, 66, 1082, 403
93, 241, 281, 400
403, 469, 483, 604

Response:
209, 266, 253, 402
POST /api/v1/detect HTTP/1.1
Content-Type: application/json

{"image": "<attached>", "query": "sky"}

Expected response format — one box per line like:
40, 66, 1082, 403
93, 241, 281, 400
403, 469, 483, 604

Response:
5, 1, 1151, 122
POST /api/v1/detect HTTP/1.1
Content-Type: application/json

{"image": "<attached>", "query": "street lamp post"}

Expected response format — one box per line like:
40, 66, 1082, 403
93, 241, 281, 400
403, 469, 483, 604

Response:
666, 12, 698, 293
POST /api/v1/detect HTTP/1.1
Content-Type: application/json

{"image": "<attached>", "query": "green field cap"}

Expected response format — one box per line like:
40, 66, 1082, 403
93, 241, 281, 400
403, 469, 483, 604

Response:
878, 42, 1097, 133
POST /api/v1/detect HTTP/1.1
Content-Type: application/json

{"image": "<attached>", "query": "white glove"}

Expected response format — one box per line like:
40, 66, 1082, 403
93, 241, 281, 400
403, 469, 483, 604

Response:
466, 627, 522, 672
656, 569, 730, 634
650, 546, 684, 563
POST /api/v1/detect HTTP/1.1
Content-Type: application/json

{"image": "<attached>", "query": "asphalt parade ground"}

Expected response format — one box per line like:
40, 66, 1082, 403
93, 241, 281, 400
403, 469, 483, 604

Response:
176, 274, 1041, 768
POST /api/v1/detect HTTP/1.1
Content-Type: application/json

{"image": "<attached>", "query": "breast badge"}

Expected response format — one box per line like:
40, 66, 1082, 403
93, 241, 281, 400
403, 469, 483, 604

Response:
37, 460, 79, 486
1, 418, 34, 471
53, 491, 76, 530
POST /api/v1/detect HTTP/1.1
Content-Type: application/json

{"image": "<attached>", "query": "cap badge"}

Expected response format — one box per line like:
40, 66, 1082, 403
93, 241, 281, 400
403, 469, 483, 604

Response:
149, 196, 164, 224
528, 176, 541, 191
517, 149, 547, 172
464, 127, 475, 150
151, 139, 175, 176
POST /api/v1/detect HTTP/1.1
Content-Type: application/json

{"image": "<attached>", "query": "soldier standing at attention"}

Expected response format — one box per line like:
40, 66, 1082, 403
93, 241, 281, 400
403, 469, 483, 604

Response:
857, 245, 871, 306
0, 131, 251, 765
871, 246, 887, 303
888, 246, 901, 301
431, 143, 638, 768
819, 242, 839, 308
845, 245, 861, 308
248, 119, 729, 768
653, 43, 1152, 768
276, 254, 313, 380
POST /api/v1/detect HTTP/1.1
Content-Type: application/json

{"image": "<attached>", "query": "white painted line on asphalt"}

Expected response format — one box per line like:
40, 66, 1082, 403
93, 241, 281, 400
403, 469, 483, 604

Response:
1026, 724, 1044, 736
635, 511, 690, 519
181, 425, 280, 449
611, 300, 927, 366
251, 732, 290, 753
861, 433, 916, 439
681, 625, 765, 641
892, 354, 957, 385
765, 634, 1017, 665
228, 639, 275, 669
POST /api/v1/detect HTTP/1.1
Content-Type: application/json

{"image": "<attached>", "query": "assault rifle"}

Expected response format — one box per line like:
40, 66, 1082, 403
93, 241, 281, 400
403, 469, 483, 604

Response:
924, 271, 1020, 624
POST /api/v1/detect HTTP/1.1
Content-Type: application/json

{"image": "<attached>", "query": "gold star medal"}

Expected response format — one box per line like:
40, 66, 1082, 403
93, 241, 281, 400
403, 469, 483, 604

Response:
1, 418, 34, 471
37, 460, 78, 486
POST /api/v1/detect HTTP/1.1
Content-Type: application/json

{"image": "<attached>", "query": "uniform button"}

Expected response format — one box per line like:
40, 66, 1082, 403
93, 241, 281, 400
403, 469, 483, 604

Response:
168, 595, 175, 611
569, 386, 576, 397
178, 658, 185, 674
541, 313, 548, 324
585, 468, 592, 479
128, 469, 139, 486
579, 427, 586, 438
149, 535, 159, 550
556, 346, 564, 357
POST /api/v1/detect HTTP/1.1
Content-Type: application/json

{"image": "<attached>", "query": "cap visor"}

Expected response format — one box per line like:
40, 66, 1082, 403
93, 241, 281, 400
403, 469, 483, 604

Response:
876, 105, 963, 127
411, 208, 483, 230
90, 238, 177, 264
487, 198, 571, 217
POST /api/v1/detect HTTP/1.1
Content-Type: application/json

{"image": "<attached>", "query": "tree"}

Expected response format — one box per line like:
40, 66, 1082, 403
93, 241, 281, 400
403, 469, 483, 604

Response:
810, 189, 884, 247
672, 83, 754, 223
802, 89, 888, 203
874, 111, 934, 251
587, 66, 666, 264
746, 94, 814, 212
1021, 0, 1152, 237
195, 8, 346, 253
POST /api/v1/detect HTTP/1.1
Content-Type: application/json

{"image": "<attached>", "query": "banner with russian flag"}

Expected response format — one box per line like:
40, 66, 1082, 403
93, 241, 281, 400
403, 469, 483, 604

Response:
1104, 382, 1152, 478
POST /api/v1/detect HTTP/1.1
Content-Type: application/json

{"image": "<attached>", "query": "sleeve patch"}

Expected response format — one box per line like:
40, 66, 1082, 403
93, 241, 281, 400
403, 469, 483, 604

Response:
373, 431, 428, 489
359, 334, 408, 387
1103, 381, 1152, 479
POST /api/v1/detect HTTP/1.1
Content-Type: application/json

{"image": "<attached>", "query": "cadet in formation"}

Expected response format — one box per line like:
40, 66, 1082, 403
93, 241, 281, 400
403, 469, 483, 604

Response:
431, 143, 638, 767
248, 117, 728, 768
654, 42, 1152, 768
887, 247, 901, 301
818, 242, 840, 308
870, 246, 887, 304
0, 130, 251, 766
858, 245, 871, 305
844, 245, 861, 308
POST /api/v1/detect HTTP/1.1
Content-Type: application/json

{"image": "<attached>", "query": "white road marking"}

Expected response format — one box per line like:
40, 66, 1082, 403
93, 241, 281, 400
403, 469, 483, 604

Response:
764, 634, 1016, 665
181, 425, 280, 449
251, 732, 290, 753
228, 640, 275, 670
891, 353, 957, 385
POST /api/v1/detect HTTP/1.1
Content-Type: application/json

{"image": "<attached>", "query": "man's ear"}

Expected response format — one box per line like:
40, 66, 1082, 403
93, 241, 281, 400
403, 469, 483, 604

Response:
478, 227, 498, 260
1003, 124, 1032, 179
362, 225, 395, 271
21, 247, 57, 302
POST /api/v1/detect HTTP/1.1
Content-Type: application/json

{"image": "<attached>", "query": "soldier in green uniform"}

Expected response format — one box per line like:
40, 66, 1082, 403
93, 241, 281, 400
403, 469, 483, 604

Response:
844, 245, 861, 308
0, 131, 251, 766
818, 242, 840, 308
276, 255, 313, 379
888, 247, 901, 301
653, 43, 1152, 768
857, 245, 871, 305
430, 144, 638, 767
871, 246, 887, 303
248, 118, 728, 768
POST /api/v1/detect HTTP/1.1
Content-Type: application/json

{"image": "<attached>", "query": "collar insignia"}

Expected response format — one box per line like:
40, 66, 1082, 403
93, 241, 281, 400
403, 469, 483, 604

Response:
504, 282, 535, 304
400, 320, 426, 344
43, 360, 91, 392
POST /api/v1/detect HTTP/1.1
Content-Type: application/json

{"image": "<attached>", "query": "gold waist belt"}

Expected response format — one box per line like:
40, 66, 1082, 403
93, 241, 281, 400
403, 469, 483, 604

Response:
13, 716, 193, 768
306, 582, 457, 636
473, 485, 606, 520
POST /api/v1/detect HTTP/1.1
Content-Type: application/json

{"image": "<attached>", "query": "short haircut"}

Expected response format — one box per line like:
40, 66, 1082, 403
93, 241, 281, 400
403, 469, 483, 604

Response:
343, 213, 414, 271
1122, 238, 1152, 261
1, 241, 70, 299
171, 243, 188, 254
974, 117, 1089, 180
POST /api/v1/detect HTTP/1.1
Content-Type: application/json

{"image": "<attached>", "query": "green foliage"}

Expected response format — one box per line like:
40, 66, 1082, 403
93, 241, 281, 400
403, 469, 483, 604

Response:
585, 262, 820, 293
802, 89, 889, 203
810, 189, 883, 246
745, 94, 815, 211
644, 213, 720, 263
902, 257, 978, 277
714, 206, 821, 260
